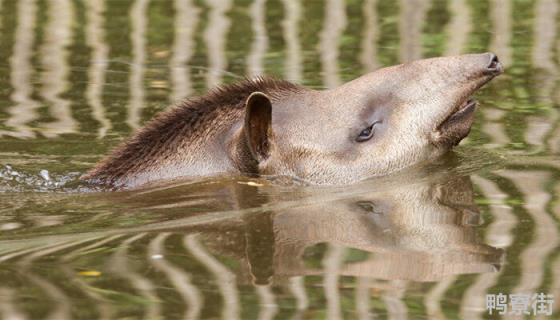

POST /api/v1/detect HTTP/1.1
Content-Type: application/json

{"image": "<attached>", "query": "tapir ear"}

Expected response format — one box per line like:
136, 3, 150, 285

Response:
244, 92, 272, 162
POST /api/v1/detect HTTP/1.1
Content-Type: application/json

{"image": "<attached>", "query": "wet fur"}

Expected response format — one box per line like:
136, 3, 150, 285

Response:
82, 77, 300, 187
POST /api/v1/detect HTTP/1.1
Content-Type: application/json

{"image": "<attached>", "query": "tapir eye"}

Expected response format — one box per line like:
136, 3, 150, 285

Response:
356, 121, 380, 142
356, 201, 382, 214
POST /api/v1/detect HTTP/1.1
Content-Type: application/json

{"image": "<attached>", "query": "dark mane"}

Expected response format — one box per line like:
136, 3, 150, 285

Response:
83, 77, 300, 186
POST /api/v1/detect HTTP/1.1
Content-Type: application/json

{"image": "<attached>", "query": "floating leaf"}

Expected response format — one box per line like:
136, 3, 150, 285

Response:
78, 270, 102, 277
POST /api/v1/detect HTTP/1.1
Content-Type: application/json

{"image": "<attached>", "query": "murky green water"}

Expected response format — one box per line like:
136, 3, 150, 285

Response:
0, 0, 559, 319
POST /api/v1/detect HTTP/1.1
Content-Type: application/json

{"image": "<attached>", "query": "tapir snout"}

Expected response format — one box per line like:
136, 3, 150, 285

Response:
483, 52, 503, 74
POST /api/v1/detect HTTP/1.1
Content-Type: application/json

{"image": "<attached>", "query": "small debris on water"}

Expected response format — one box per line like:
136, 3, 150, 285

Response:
237, 181, 264, 187
78, 271, 102, 277
151, 254, 163, 260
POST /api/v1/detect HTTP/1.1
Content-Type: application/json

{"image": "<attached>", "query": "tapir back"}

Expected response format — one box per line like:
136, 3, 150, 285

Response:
81, 78, 300, 188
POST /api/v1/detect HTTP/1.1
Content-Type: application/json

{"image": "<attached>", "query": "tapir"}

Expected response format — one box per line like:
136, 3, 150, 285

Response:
82, 53, 503, 188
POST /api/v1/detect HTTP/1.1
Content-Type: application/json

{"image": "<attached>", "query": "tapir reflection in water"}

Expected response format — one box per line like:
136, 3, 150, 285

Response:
83, 53, 503, 188
128, 172, 503, 283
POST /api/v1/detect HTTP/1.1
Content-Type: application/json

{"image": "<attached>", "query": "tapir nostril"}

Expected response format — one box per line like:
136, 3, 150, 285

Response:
485, 53, 502, 74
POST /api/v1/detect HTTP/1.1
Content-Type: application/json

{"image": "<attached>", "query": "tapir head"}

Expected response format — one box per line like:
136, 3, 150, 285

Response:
242, 53, 503, 184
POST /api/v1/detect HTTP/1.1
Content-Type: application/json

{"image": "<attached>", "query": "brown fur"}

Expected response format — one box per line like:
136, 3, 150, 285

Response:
82, 77, 300, 187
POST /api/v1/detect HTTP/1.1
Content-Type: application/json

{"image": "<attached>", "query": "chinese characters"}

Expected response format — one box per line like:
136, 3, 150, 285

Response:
486, 293, 554, 316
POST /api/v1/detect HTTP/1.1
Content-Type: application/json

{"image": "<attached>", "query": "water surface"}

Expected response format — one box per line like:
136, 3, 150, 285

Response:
0, 0, 559, 319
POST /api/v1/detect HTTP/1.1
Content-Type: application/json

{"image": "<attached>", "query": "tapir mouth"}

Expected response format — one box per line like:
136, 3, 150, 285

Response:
435, 97, 478, 147
443, 98, 477, 126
